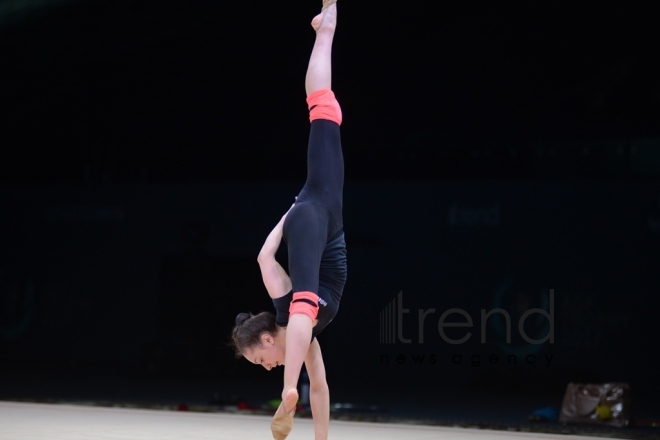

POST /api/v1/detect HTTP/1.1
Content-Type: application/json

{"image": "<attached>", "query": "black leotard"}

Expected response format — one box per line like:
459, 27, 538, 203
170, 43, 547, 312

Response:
272, 118, 347, 338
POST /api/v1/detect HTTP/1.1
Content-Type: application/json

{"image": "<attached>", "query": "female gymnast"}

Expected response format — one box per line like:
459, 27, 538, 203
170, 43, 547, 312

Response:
230, 1, 345, 439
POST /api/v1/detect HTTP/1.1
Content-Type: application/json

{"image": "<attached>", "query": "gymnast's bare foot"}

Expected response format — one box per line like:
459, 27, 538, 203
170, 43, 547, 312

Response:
311, 0, 337, 32
271, 388, 298, 440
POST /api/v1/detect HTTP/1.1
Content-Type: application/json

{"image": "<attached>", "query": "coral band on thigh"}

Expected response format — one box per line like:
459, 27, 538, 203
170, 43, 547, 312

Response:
289, 291, 320, 321
307, 88, 342, 125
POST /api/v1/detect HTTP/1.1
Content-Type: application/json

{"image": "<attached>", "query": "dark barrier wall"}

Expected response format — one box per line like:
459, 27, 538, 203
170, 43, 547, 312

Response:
1, 180, 659, 402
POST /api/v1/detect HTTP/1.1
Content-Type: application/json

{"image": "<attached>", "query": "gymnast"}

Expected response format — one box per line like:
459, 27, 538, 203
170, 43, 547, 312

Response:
231, 1, 345, 438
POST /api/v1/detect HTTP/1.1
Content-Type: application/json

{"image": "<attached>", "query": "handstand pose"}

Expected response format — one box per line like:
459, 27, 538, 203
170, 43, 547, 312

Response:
231, 1, 345, 439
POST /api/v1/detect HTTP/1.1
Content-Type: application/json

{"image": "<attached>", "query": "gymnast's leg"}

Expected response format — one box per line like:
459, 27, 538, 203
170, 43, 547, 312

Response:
271, 2, 339, 440
284, 0, 344, 302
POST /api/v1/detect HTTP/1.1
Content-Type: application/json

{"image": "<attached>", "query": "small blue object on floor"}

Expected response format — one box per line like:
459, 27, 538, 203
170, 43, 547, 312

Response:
529, 406, 559, 421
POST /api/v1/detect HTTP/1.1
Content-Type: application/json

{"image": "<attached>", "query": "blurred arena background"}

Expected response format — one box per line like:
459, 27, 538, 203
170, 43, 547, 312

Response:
1, 1, 659, 437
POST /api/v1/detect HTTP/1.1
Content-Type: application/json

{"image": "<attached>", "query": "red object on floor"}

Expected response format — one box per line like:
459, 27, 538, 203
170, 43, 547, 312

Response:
238, 401, 256, 410
176, 403, 189, 411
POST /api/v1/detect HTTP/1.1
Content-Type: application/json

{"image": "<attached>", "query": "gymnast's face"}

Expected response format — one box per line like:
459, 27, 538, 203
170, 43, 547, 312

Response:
243, 332, 285, 371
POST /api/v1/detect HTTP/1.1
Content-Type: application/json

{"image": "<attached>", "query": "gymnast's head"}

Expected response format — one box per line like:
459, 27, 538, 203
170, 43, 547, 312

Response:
231, 311, 286, 371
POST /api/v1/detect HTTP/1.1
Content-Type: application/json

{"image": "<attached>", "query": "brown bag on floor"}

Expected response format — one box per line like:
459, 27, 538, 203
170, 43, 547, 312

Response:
559, 382, 631, 428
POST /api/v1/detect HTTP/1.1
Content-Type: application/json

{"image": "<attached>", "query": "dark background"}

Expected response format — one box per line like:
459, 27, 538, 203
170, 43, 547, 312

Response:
1, 0, 659, 432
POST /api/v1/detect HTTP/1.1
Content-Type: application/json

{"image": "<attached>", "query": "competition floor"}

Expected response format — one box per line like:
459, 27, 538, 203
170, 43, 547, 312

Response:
0, 401, 634, 440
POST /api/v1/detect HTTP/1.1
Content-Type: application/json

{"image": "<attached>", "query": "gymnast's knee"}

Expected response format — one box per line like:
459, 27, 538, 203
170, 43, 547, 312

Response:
289, 291, 320, 321
307, 88, 342, 125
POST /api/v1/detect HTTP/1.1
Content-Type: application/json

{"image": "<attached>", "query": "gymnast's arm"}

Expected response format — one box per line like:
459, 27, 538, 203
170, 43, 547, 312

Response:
305, 337, 330, 440
257, 208, 293, 299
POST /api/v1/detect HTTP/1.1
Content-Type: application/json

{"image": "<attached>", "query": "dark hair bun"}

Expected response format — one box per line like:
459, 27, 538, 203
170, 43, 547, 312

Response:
235, 312, 251, 326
